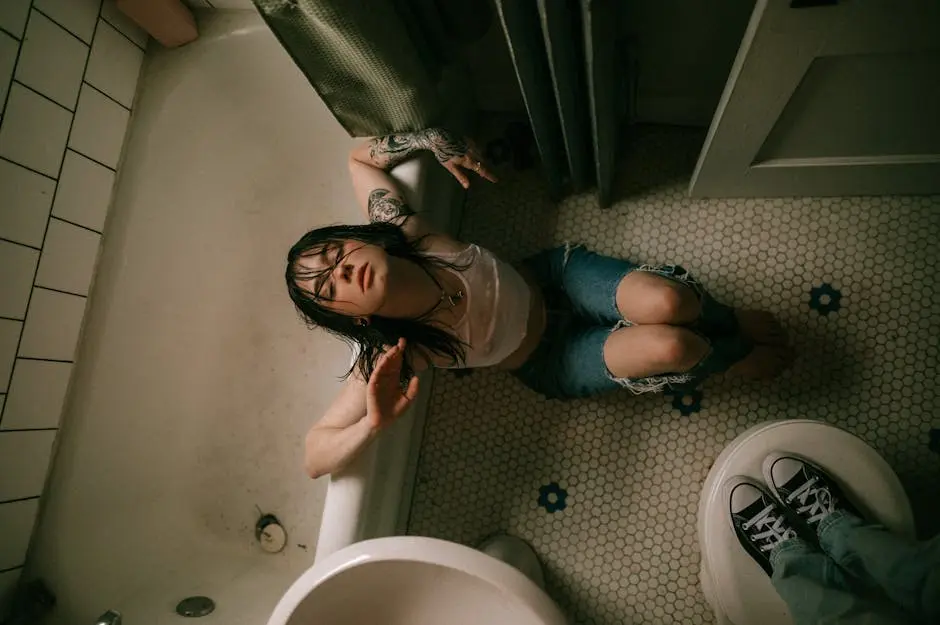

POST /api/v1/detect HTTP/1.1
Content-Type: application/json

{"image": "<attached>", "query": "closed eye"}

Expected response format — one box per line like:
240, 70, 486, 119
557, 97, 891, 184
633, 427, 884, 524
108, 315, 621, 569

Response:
316, 244, 343, 300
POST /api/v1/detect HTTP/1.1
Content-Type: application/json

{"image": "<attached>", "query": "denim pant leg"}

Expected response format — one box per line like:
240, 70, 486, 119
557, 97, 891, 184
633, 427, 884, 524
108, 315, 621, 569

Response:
819, 510, 940, 622
514, 244, 755, 398
770, 538, 913, 625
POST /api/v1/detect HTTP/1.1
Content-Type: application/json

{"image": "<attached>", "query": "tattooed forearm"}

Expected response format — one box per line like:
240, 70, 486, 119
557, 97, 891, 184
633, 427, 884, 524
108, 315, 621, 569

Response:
368, 188, 416, 224
419, 128, 468, 164
366, 128, 468, 170
368, 133, 421, 169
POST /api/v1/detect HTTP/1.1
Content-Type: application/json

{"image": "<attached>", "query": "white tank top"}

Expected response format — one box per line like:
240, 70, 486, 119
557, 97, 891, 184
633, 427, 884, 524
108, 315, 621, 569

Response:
427, 244, 530, 368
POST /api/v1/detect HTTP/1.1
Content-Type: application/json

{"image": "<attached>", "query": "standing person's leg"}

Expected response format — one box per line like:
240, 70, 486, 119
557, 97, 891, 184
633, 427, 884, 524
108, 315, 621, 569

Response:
727, 477, 913, 625
821, 514, 940, 621
765, 453, 940, 621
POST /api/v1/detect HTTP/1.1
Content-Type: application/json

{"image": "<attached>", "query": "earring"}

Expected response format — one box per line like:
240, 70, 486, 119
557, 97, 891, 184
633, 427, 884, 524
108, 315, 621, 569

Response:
356, 317, 370, 327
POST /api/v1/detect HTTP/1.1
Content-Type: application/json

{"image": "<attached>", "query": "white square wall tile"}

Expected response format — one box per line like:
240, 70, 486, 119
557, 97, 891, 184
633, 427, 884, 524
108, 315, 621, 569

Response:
0, 84, 72, 178
100, 0, 148, 49
0, 320, 21, 393
0, 159, 56, 248
15, 10, 89, 110
33, 0, 101, 44
0, 0, 31, 38
0, 31, 17, 117
69, 84, 130, 170
0, 241, 39, 319
52, 151, 116, 232
2, 360, 72, 430
0, 430, 56, 501
0, 499, 40, 570
86, 20, 143, 108
35, 219, 101, 296
19, 289, 86, 361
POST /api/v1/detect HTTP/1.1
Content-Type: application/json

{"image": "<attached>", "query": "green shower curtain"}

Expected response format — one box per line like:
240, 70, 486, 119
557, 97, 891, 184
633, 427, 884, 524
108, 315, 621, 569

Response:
494, 0, 626, 207
252, 0, 487, 137
252, 0, 625, 207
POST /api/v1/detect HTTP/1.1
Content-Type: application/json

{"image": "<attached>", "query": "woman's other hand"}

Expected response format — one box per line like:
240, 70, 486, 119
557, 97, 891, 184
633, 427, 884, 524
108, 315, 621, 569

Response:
422, 128, 498, 189
366, 338, 420, 430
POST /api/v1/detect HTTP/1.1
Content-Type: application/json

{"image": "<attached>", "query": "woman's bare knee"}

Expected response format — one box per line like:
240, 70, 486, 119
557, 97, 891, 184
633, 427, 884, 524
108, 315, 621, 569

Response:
616, 272, 699, 324
604, 325, 708, 379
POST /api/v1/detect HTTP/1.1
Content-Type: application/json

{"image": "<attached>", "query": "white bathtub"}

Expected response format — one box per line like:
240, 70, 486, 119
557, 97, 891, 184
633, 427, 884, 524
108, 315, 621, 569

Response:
26, 10, 462, 625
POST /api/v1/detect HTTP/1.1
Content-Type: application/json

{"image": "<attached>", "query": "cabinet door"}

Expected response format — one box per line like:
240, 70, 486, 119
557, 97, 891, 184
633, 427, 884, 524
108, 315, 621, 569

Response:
690, 0, 940, 197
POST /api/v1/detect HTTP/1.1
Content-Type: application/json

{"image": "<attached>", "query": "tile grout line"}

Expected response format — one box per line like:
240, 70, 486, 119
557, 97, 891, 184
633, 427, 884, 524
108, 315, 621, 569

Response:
0, 0, 39, 429
0, 236, 41, 251
99, 16, 147, 52
68, 147, 116, 173
0, 25, 20, 42
12, 78, 75, 114
0, 7, 30, 124
0, 495, 40, 505
30, 6, 93, 47
0, 156, 58, 182
83, 80, 131, 112
34, 285, 88, 300
0, 0, 103, 429
17, 357, 73, 364
50, 214, 104, 236
0, 427, 58, 433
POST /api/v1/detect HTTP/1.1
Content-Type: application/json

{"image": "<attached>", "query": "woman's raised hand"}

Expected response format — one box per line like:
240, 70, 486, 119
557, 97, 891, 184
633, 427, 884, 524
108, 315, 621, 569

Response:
365, 338, 420, 430
422, 128, 498, 189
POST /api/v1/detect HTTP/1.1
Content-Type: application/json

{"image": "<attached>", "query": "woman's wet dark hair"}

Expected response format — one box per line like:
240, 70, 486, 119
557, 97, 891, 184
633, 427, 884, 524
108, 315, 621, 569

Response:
286, 221, 467, 385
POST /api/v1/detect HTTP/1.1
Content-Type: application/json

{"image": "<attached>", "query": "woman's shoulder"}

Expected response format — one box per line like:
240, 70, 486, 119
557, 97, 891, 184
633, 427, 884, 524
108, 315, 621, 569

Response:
421, 233, 475, 259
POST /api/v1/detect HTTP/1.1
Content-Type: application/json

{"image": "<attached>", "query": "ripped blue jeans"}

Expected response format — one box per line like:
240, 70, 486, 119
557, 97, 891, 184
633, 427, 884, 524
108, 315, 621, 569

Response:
512, 245, 751, 399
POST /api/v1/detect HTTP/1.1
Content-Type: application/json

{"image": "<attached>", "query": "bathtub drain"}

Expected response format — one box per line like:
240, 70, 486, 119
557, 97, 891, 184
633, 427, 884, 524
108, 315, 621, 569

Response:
175, 596, 215, 618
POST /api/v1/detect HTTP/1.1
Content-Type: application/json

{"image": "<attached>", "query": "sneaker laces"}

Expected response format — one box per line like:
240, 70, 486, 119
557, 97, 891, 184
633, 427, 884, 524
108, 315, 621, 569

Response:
742, 503, 797, 552
787, 476, 836, 524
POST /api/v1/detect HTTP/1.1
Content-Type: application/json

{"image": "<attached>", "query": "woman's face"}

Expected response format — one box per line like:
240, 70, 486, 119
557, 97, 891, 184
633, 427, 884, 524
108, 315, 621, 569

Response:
293, 239, 390, 316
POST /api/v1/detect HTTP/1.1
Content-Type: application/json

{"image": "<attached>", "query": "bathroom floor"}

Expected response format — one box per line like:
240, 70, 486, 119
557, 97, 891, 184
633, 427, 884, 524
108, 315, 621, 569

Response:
406, 122, 940, 625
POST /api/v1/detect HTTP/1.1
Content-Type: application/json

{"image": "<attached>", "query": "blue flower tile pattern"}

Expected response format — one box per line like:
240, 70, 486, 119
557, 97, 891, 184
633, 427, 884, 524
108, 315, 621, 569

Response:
538, 482, 568, 513
668, 389, 704, 417
810, 283, 842, 315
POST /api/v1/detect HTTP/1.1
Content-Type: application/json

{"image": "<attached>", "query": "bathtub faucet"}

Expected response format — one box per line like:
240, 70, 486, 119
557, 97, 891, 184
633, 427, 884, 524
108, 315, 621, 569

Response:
95, 610, 122, 625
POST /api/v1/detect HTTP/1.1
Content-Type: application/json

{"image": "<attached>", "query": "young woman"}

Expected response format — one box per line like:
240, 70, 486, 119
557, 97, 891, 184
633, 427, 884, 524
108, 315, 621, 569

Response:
286, 128, 792, 478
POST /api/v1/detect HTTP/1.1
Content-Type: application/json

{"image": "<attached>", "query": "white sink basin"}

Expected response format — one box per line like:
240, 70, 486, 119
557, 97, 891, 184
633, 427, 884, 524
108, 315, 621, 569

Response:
266, 536, 569, 625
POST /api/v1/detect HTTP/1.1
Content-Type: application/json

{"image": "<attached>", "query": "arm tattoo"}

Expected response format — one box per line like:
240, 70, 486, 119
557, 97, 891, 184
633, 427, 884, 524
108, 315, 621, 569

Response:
368, 188, 415, 224
368, 133, 420, 169
419, 128, 468, 164
367, 128, 469, 170
422, 128, 467, 163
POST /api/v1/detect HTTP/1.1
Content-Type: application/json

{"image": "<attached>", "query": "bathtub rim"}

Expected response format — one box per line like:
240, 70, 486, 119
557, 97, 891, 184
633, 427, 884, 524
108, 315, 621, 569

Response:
312, 154, 466, 562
